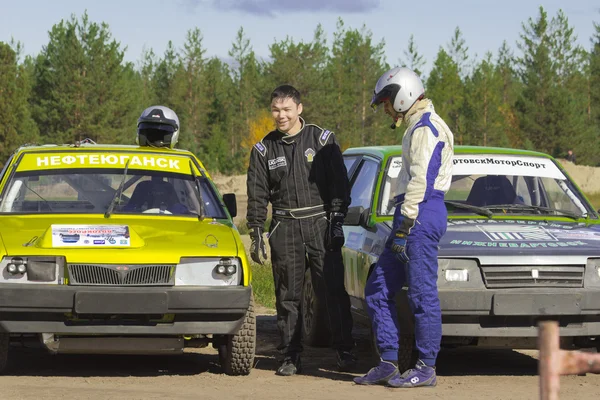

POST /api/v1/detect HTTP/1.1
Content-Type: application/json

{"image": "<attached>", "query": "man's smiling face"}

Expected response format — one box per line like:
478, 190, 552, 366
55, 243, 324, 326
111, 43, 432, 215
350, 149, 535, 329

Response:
271, 96, 303, 134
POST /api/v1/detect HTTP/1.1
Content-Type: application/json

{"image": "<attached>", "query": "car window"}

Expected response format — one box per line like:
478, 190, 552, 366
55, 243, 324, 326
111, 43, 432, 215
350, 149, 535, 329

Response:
343, 155, 360, 180
379, 153, 594, 218
349, 159, 379, 210
0, 169, 227, 218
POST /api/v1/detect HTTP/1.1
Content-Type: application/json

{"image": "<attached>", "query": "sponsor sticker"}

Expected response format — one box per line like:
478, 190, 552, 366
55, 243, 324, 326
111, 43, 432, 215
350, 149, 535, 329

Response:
451, 155, 564, 179
51, 225, 131, 247
478, 225, 558, 242
17, 153, 190, 174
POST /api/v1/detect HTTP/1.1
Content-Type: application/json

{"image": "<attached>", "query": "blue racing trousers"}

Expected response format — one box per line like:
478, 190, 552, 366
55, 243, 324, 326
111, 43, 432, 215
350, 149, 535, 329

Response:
365, 192, 447, 367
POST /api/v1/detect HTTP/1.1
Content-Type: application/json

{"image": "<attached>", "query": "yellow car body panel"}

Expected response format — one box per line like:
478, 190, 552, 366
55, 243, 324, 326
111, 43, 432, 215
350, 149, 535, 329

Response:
0, 143, 251, 334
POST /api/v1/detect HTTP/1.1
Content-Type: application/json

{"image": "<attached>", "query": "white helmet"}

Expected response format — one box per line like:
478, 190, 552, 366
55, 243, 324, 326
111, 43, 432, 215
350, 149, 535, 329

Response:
136, 105, 180, 148
370, 66, 424, 113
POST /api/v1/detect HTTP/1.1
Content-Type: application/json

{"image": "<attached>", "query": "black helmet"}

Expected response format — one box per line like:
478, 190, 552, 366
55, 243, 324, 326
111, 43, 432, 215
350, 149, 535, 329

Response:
136, 105, 180, 148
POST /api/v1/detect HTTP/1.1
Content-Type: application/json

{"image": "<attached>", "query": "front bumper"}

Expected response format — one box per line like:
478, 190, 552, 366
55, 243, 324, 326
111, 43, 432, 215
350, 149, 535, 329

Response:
0, 284, 251, 335
438, 288, 600, 337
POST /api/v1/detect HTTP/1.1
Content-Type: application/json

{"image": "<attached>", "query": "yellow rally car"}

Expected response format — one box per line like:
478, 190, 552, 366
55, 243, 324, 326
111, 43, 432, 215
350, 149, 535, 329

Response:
0, 142, 255, 375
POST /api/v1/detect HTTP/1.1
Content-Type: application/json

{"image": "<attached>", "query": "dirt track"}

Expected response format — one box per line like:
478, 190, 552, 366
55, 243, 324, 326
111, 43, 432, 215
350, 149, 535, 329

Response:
1, 309, 598, 400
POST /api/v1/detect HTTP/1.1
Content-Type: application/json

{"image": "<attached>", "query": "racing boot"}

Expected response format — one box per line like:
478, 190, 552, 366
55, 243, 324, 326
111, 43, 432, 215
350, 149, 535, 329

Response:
336, 350, 358, 372
276, 353, 302, 376
353, 359, 399, 385
387, 360, 437, 388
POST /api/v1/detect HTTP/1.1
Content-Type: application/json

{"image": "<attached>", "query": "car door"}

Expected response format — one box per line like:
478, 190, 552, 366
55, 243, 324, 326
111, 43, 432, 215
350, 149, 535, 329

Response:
342, 155, 381, 310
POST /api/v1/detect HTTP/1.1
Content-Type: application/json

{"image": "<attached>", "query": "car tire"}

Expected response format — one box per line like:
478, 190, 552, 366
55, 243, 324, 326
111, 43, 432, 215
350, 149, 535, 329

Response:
218, 292, 256, 375
370, 330, 417, 373
0, 333, 8, 373
302, 269, 331, 347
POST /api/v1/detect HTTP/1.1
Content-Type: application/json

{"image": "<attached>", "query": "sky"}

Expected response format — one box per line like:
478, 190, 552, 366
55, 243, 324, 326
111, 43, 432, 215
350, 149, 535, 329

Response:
1, 0, 599, 76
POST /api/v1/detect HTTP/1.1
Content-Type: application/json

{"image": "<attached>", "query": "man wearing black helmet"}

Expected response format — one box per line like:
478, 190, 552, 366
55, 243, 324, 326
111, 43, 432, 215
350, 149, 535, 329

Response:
246, 85, 356, 376
354, 67, 454, 388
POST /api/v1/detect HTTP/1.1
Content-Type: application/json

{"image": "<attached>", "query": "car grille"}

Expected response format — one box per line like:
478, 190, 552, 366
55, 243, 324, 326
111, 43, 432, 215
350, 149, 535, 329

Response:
481, 265, 584, 288
68, 264, 174, 286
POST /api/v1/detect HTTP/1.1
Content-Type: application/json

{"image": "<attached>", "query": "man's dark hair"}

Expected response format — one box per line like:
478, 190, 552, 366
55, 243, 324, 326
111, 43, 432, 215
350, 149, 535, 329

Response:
271, 84, 301, 105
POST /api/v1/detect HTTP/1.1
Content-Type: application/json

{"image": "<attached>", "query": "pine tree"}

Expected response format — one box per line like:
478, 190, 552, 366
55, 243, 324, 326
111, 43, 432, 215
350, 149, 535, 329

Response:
327, 19, 388, 147
399, 34, 426, 78
464, 52, 507, 147
426, 48, 465, 144
171, 28, 209, 153
31, 12, 137, 144
495, 41, 523, 147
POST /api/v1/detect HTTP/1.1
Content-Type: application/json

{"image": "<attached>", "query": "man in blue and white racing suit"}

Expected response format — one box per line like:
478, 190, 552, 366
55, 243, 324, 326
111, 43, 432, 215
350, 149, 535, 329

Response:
354, 67, 454, 388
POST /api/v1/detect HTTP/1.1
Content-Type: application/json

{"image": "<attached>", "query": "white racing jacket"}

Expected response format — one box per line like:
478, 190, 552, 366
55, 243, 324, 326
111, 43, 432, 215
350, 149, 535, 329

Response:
396, 98, 454, 220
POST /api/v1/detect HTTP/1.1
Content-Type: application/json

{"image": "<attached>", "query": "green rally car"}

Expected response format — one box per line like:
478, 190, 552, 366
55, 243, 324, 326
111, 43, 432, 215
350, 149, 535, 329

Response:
302, 145, 600, 370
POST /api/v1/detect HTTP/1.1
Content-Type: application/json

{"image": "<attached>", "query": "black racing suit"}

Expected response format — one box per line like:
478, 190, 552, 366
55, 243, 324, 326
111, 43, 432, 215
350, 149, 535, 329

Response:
246, 118, 354, 356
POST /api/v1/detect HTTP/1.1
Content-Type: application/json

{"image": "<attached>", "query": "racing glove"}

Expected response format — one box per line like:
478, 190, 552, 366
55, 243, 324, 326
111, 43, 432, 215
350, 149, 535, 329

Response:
249, 227, 267, 265
391, 217, 415, 263
326, 212, 345, 252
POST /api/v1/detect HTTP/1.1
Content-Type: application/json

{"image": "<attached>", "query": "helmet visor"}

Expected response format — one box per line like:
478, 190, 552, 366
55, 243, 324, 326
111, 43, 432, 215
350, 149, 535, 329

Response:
370, 84, 401, 111
138, 122, 176, 133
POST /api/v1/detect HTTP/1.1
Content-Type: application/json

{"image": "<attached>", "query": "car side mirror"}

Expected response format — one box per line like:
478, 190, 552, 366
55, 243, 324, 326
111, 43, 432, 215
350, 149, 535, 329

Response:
223, 193, 237, 218
345, 206, 374, 231
344, 206, 364, 225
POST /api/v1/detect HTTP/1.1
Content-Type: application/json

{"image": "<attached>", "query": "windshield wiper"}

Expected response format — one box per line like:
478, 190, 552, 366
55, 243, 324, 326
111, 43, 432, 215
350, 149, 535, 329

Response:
23, 182, 53, 212
104, 160, 130, 218
482, 204, 583, 220
444, 200, 493, 218
190, 160, 204, 221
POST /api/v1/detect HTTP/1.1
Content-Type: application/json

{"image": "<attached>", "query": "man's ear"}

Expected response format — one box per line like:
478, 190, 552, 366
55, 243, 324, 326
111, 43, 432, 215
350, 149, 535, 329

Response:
298, 103, 303, 115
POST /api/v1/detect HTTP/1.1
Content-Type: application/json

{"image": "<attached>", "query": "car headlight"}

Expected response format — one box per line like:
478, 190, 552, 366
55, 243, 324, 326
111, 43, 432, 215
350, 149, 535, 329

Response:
445, 269, 469, 282
1, 256, 65, 284
438, 259, 483, 288
175, 257, 242, 286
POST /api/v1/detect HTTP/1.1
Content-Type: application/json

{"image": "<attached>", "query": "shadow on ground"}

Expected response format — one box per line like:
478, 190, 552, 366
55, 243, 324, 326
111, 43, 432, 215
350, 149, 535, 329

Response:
3, 313, 538, 378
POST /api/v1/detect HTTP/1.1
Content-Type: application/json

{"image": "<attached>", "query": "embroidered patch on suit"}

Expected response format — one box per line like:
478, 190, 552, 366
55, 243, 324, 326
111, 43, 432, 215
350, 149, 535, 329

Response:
268, 156, 287, 170
319, 129, 333, 146
254, 141, 267, 156
305, 148, 315, 162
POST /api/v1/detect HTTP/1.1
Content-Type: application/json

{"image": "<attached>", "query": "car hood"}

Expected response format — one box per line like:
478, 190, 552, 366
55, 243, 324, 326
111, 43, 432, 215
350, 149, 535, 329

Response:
439, 219, 600, 257
0, 215, 240, 264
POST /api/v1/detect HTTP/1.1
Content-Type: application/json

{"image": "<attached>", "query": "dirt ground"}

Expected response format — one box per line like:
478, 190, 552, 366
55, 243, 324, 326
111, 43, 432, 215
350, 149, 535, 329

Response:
0, 310, 598, 400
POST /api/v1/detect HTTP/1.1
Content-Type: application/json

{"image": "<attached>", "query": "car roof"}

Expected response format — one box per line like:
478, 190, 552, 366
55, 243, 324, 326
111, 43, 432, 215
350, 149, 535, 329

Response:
343, 145, 553, 160
12, 143, 196, 156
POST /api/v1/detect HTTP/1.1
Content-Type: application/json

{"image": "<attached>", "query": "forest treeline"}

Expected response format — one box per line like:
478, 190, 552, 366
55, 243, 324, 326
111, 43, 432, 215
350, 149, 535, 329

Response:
1, 6, 599, 172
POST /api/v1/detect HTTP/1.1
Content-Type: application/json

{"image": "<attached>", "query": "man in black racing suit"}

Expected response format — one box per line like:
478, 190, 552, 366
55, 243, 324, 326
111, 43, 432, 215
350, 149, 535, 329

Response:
246, 84, 356, 376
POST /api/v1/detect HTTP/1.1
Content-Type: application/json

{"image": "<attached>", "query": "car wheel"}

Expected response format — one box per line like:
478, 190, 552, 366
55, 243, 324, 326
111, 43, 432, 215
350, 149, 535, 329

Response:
0, 333, 8, 373
302, 269, 331, 347
218, 292, 256, 375
370, 329, 417, 373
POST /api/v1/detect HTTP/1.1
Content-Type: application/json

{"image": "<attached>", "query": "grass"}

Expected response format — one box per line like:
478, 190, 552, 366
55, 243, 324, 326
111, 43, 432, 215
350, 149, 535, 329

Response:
249, 260, 276, 309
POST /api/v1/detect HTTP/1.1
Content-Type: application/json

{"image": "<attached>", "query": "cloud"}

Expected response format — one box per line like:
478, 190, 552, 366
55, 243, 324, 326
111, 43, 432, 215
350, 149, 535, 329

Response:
187, 0, 381, 16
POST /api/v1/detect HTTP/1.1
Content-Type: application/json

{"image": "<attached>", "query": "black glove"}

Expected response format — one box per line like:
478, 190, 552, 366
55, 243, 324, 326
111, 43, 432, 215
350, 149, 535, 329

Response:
391, 217, 414, 263
326, 212, 345, 251
249, 227, 267, 264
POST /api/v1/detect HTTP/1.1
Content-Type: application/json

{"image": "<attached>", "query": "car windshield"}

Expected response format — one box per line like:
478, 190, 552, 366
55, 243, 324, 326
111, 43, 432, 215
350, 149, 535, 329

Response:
0, 168, 226, 218
379, 154, 594, 219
